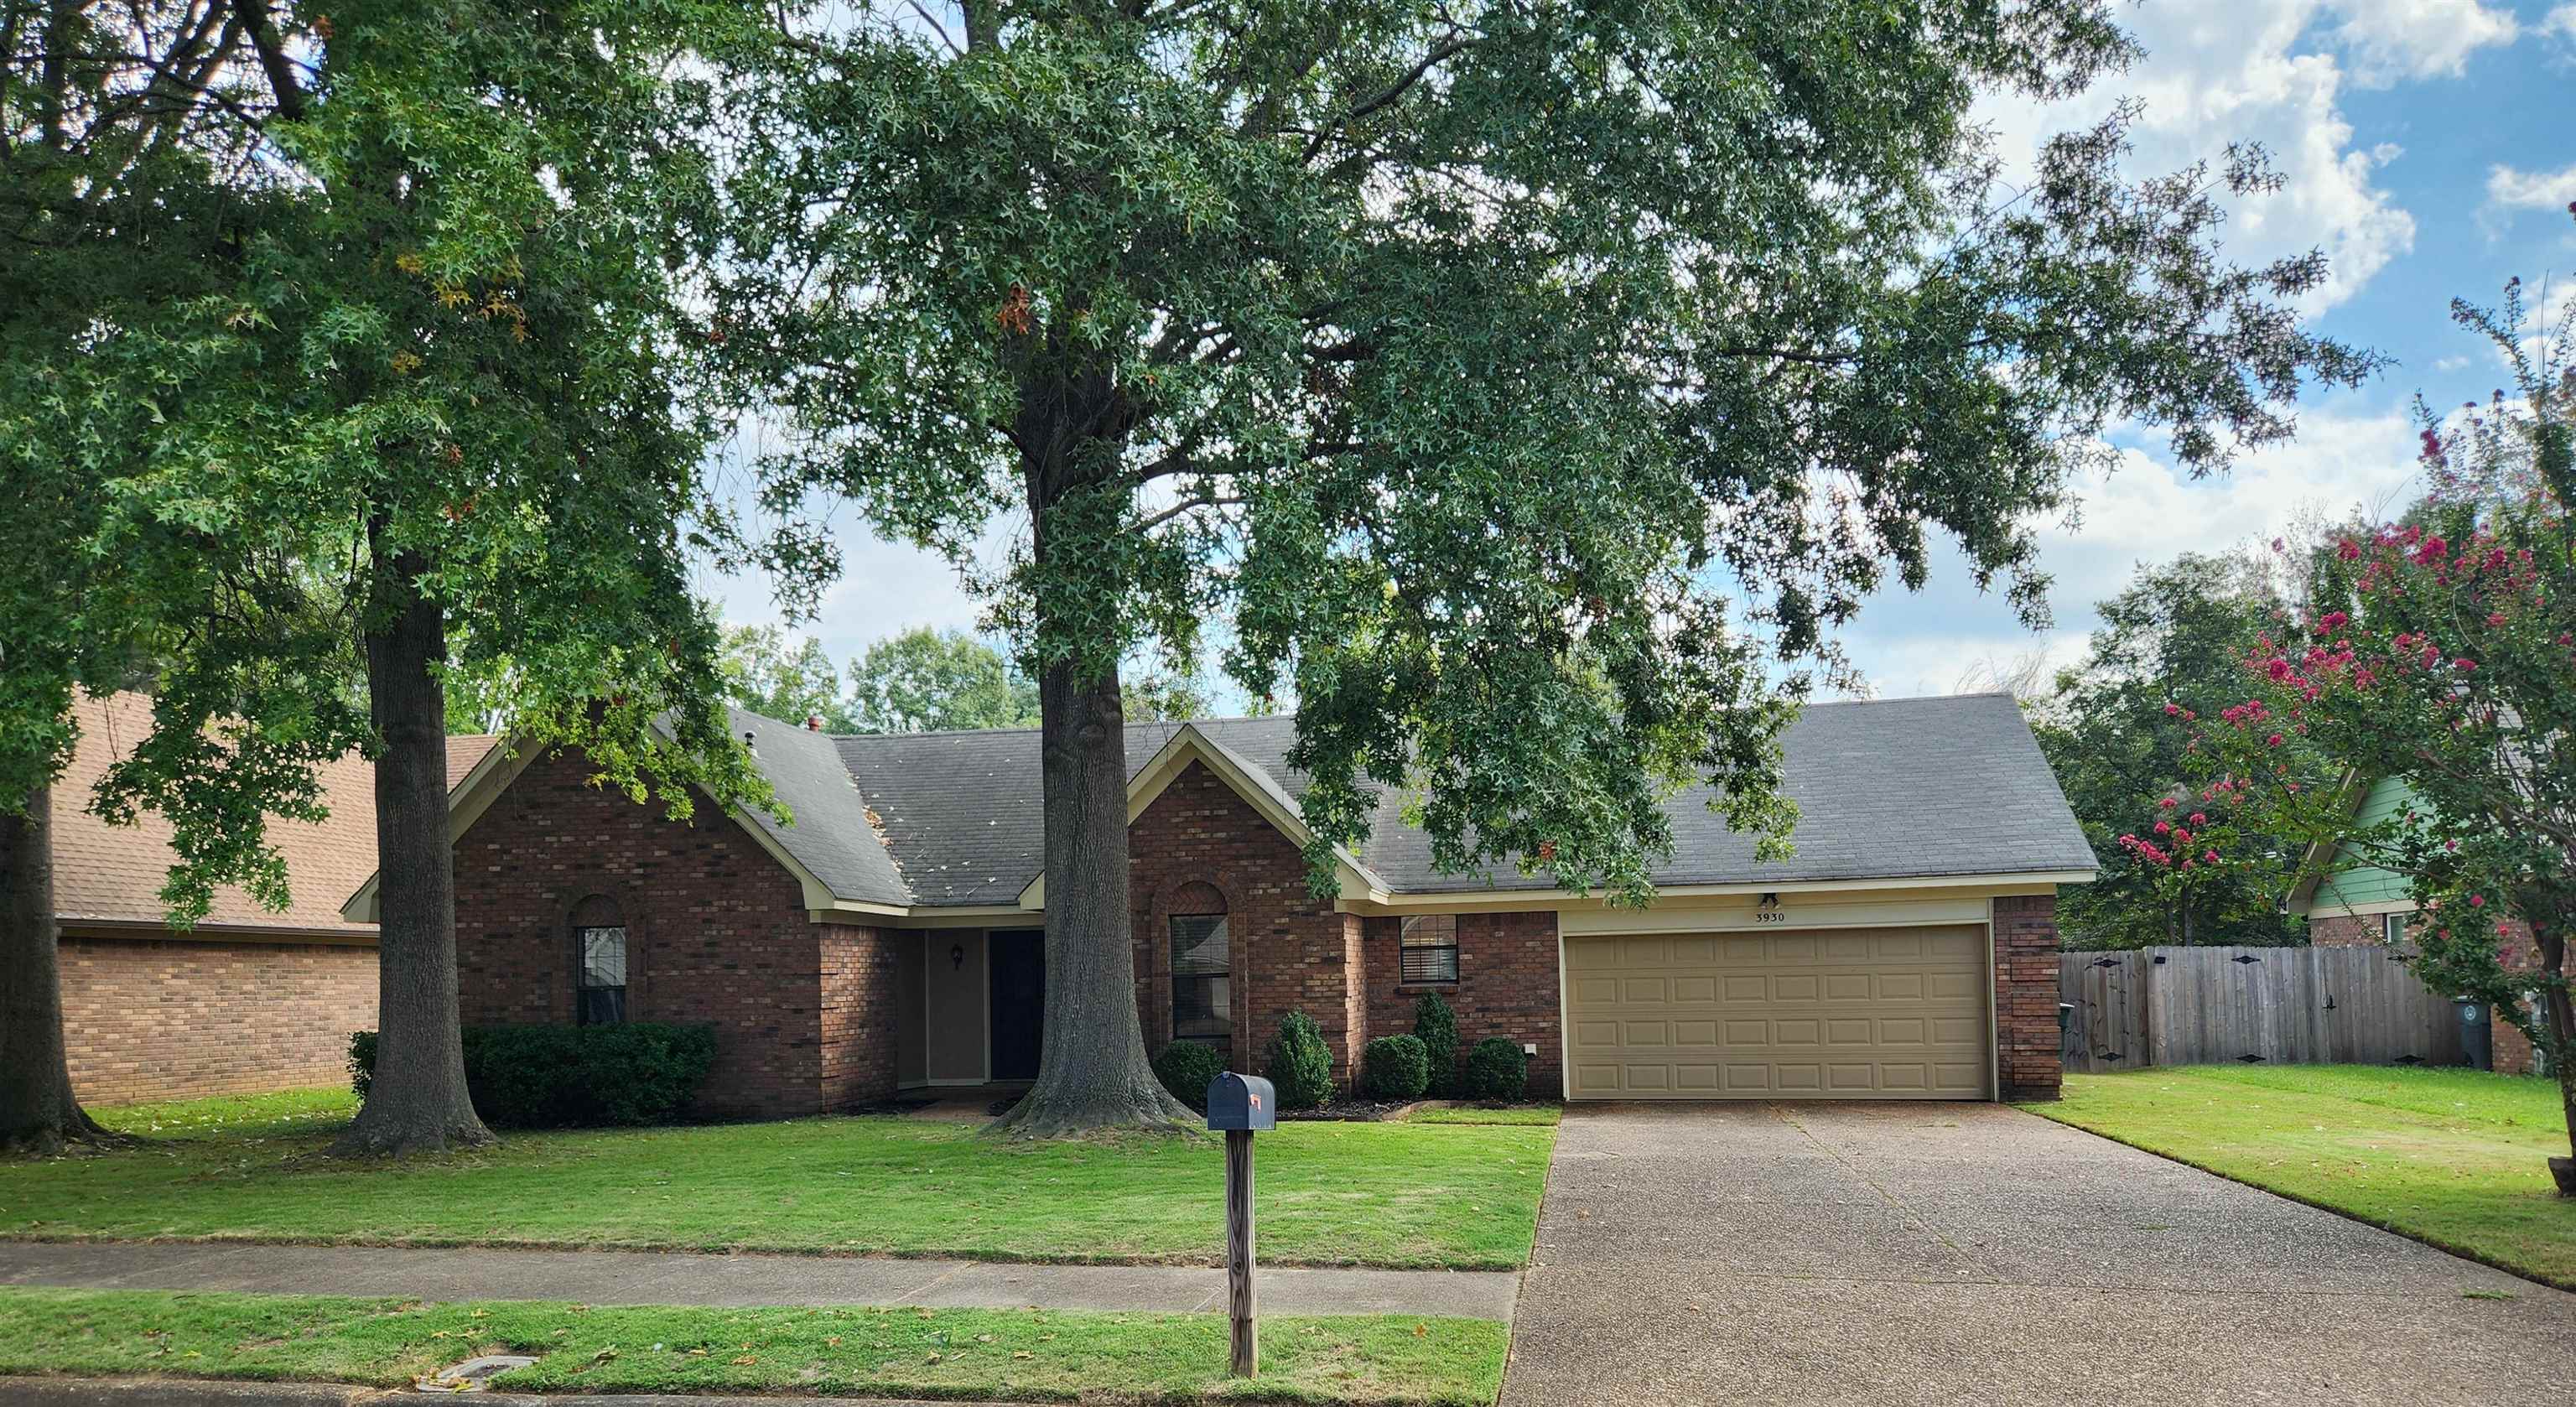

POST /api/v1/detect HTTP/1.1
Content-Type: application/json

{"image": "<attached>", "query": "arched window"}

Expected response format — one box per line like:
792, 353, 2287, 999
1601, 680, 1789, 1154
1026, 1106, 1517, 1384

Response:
571, 895, 628, 1025
1169, 881, 1228, 1046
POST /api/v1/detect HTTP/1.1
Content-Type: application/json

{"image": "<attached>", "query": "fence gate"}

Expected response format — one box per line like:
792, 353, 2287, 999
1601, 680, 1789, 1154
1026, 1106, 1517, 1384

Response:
2059, 945, 2464, 1072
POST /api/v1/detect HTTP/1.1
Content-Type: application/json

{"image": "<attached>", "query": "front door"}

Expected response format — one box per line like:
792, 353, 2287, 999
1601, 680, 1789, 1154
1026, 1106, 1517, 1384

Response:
987, 928, 1046, 1081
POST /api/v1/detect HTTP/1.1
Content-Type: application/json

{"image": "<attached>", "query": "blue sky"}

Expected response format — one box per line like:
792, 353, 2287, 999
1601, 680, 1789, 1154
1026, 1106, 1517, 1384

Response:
703, 1, 2576, 707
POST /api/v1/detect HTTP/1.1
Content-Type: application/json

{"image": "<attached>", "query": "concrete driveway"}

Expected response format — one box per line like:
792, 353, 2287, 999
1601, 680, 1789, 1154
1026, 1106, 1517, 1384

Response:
1502, 1103, 2576, 1407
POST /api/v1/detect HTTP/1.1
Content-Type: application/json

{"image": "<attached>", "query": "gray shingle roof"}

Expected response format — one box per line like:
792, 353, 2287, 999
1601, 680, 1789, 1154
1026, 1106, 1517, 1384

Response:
772, 693, 2089, 908
728, 708, 912, 907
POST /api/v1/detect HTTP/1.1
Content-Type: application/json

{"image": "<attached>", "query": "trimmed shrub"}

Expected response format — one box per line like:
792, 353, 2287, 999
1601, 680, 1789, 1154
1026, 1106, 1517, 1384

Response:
1463, 1036, 1529, 1101
347, 1022, 717, 1128
1152, 1041, 1225, 1111
1412, 990, 1459, 1094
1264, 1010, 1335, 1110
1362, 1034, 1431, 1101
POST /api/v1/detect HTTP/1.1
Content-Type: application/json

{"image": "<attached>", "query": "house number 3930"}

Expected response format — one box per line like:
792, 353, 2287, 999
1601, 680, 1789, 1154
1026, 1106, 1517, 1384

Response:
1751, 911, 1785, 924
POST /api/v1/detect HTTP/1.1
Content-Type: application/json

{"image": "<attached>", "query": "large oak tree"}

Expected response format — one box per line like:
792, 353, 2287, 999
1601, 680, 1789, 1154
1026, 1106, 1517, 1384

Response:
726, 1, 2372, 1134
7, 0, 771, 1155
2, 0, 283, 1151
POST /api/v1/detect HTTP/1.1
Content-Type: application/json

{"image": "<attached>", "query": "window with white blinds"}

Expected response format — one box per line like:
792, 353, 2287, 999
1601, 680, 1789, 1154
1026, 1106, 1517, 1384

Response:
1171, 914, 1231, 1042
1400, 914, 1459, 984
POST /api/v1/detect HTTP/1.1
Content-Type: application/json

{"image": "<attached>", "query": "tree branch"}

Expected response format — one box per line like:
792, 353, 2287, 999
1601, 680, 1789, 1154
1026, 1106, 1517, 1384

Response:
226, 0, 303, 121
1300, 31, 1478, 164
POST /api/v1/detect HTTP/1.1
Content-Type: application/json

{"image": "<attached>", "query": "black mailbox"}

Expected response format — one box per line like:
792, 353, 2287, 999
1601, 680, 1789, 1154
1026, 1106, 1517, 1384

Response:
1206, 1072, 1276, 1132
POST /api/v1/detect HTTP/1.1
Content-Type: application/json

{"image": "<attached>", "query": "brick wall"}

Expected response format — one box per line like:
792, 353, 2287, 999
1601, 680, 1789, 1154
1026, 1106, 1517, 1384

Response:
60, 935, 377, 1104
2309, 911, 2389, 947
1129, 761, 1367, 1083
818, 922, 903, 1107
451, 745, 877, 1119
1992, 894, 2064, 1100
1363, 911, 1563, 1098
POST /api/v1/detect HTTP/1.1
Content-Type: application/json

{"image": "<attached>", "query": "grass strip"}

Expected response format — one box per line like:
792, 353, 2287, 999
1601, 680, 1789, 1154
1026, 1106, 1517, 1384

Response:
1, 1091, 1551, 1271
2026, 1066, 2573, 1289
0, 1288, 1507, 1404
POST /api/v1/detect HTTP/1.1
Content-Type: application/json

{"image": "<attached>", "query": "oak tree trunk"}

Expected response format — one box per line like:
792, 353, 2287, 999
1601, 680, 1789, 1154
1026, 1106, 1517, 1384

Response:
0, 785, 116, 1155
330, 541, 492, 1157
2536, 925, 2574, 1195
988, 368, 1193, 1139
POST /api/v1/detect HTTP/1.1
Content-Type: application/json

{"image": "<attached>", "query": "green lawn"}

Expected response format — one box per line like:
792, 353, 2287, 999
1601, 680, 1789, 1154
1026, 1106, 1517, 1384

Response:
1, 1089, 1550, 1270
0, 1289, 1505, 1404
2025, 1065, 2574, 1288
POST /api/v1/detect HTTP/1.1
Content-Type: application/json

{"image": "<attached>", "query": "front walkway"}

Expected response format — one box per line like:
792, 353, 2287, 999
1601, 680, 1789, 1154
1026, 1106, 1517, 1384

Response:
0, 1240, 1518, 1321
1502, 1102, 2576, 1406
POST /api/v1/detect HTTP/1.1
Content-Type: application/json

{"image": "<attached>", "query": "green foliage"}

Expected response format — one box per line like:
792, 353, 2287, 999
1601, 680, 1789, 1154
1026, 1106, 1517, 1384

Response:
704, 2, 2373, 904
346, 1032, 380, 1102
2034, 552, 2313, 948
1462, 1038, 1528, 1102
848, 627, 1041, 734
1150, 1041, 1224, 1112
1412, 991, 1460, 1094
1264, 1010, 1336, 1111
350, 1024, 716, 1128
3, 0, 776, 922
720, 625, 860, 733
1123, 671, 1213, 723
1362, 1035, 1431, 1101
2128, 281, 2576, 1155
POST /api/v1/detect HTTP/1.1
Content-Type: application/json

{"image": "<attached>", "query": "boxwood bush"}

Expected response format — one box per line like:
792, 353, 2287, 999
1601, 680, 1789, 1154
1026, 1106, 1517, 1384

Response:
1463, 1036, 1529, 1101
348, 1022, 716, 1128
1264, 1009, 1335, 1110
1151, 1041, 1225, 1111
1412, 991, 1458, 1095
1362, 1033, 1431, 1100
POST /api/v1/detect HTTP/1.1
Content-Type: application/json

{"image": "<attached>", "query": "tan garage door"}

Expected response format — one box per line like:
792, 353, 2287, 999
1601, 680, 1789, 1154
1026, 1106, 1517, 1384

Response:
1563, 926, 1991, 1099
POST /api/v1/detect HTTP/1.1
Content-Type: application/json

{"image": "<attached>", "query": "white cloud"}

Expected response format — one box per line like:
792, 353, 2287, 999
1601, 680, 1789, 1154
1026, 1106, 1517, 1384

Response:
2547, 4, 2576, 49
1833, 405, 2429, 698
2041, 411, 2422, 600
2485, 162, 2576, 214
2325, 0, 2519, 86
1973, 0, 2417, 315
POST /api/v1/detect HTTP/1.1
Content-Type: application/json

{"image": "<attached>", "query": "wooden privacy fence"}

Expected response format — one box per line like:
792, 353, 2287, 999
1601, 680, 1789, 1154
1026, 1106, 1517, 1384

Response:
2059, 945, 2466, 1073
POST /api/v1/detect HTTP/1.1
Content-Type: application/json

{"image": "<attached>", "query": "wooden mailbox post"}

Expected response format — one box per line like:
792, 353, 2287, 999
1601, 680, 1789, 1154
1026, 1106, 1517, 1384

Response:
1206, 1071, 1275, 1378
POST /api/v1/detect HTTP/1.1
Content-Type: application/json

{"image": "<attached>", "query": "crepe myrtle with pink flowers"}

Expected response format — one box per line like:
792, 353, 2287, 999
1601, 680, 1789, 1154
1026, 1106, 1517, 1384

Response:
2126, 293, 2575, 1192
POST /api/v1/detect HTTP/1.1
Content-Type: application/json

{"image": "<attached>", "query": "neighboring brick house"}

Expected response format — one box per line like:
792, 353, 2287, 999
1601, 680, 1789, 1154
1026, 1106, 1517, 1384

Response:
346, 693, 2090, 1117
49, 690, 496, 1104
2290, 776, 2542, 1076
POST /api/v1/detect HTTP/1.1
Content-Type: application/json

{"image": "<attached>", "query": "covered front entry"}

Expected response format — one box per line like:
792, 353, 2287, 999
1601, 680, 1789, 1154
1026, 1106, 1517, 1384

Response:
1561, 926, 1991, 1099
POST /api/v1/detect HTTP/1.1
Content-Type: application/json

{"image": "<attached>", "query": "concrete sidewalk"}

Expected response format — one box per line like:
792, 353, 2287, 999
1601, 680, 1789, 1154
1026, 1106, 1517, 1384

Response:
0, 1241, 1519, 1321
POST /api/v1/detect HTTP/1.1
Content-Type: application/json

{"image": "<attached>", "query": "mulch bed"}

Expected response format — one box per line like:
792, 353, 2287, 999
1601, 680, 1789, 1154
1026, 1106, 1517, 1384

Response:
1278, 1096, 1427, 1123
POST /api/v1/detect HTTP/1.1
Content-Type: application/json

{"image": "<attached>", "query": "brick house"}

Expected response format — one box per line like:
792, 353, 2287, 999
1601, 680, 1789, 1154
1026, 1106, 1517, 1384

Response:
345, 693, 2094, 1119
2290, 776, 2542, 1075
49, 690, 496, 1103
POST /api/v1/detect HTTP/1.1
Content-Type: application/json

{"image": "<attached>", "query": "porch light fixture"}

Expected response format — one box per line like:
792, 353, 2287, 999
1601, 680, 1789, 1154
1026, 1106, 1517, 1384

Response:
949, 942, 965, 970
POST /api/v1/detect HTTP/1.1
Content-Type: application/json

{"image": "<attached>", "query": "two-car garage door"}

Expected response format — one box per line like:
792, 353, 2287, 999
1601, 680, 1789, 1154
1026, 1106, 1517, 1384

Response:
1563, 926, 1991, 1099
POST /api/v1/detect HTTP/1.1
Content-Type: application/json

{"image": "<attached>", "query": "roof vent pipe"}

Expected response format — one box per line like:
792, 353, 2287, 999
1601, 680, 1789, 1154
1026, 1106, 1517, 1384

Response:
806, 715, 822, 731
742, 729, 757, 755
